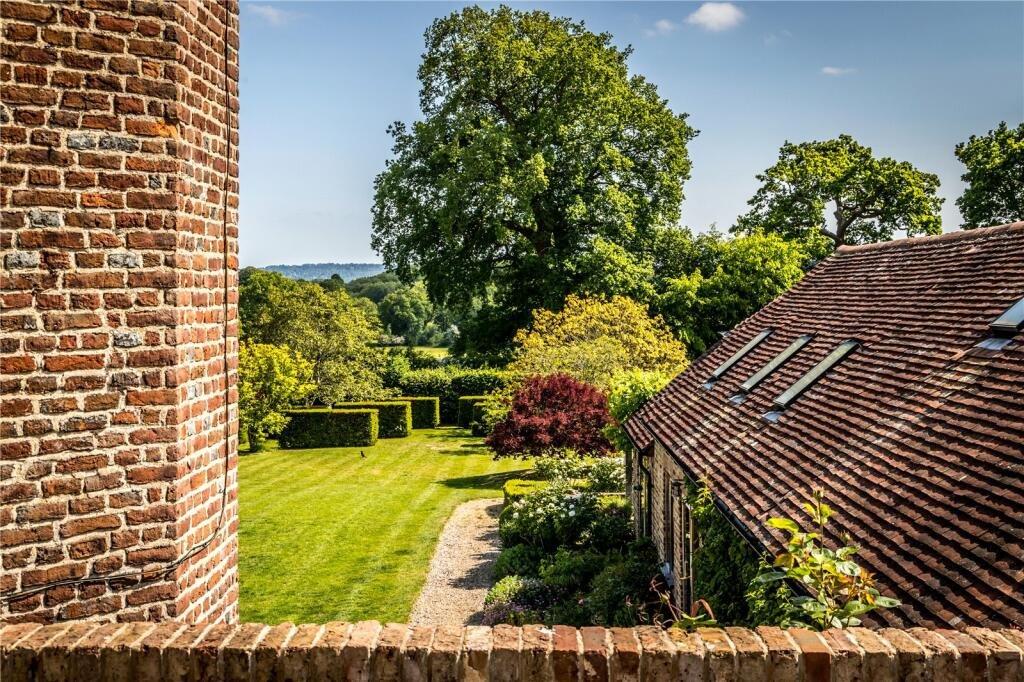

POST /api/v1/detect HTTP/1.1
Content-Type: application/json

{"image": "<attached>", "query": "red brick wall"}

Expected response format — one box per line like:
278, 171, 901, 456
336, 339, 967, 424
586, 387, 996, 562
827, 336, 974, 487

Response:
1, 0, 239, 625
2, 620, 1022, 681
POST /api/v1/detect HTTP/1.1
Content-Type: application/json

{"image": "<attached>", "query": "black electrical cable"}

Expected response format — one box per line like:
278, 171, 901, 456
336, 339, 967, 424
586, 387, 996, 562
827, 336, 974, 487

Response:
1, 4, 236, 610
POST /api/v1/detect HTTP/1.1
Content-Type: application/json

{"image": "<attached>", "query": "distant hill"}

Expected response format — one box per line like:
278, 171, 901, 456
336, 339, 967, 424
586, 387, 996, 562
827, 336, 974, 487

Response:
262, 263, 386, 282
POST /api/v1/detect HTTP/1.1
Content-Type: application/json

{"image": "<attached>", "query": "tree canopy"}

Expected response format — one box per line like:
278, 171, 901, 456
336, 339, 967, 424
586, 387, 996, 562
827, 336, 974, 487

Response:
734, 135, 943, 252
238, 341, 314, 451
654, 232, 808, 355
239, 270, 390, 404
372, 5, 696, 354
955, 121, 1024, 228
507, 294, 688, 389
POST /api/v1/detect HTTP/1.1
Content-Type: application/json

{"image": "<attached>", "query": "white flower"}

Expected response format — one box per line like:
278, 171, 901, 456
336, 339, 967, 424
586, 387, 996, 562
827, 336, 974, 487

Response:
568, 510, 575, 517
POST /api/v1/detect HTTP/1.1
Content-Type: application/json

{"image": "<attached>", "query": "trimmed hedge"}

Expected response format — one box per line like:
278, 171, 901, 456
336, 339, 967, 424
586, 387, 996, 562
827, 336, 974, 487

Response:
502, 479, 548, 505
458, 396, 488, 429
279, 409, 378, 449
390, 368, 507, 424
335, 401, 412, 438
470, 401, 489, 436
400, 397, 441, 429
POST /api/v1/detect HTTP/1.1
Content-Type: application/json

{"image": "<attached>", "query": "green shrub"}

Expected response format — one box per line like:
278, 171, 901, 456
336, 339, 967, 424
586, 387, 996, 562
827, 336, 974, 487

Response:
498, 484, 599, 551
535, 453, 625, 492
470, 401, 489, 436
502, 479, 548, 506
393, 368, 507, 424
492, 544, 543, 580
585, 540, 660, 627
278, 409, 378, 448
539, 547, 606, 593
334, 401, 412, 438
584, 495, 635, 552
400, 396, 441, 429
481, 576, 551, 626
458, 396, 487, 428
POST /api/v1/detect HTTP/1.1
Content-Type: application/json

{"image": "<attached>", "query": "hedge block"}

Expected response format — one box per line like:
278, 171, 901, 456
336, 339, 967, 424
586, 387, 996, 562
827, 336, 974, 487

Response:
502, 479, 548, 505
392, 368, 507, 424
335, 401, 412, 438
279, 409, 378, 449
470, 402, 488, 436
457, 396, 488, 429
400, 397, 441, 429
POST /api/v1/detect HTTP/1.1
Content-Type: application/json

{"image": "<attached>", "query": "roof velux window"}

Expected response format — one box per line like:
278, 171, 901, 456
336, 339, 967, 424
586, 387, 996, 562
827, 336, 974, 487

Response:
767, 340, 859, 413
989, 297, 1024, 337
739, 335, 814, 393
702, 329, 772, 389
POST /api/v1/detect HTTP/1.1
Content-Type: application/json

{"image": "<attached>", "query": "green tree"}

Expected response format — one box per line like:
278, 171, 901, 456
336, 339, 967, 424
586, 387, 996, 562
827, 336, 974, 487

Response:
955, 121, 1024, 228
239, 342, 314, 451
372, 6, 696, 354
655, 232, 808, 355
378, 282, 434, 344
735, 135, 943, 252
508, 294, 688, 390
604, 370, 672, 452
239, 270, 390, 405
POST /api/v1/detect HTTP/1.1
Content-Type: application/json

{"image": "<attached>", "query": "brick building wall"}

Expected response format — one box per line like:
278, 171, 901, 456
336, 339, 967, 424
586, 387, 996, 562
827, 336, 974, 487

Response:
1, 0, 239, 624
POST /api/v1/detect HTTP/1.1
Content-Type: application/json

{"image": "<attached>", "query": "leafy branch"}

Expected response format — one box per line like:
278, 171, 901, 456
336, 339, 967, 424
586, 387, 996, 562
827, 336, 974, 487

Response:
753, 489, 900, 630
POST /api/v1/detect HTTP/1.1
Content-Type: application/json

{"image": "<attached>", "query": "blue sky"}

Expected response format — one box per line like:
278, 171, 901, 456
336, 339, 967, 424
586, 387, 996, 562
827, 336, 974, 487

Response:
239, 1, 1024, 266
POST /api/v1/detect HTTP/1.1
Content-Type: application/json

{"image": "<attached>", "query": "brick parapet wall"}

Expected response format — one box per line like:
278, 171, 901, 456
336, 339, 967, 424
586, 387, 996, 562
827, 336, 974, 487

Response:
2, 621, 1023, 681
1, 0, 238, 624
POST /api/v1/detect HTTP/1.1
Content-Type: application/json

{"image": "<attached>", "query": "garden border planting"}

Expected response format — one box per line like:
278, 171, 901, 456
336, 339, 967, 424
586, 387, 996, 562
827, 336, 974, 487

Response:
335, 401, 413, 438
279, 409, 379, 448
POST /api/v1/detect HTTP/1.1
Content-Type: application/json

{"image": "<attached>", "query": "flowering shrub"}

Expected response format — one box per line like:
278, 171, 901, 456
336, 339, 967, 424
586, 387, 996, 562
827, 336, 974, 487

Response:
498, 484, 599, 551
481, 576, 551, 626
535, 452, 626, 493
486, 374, 613, 458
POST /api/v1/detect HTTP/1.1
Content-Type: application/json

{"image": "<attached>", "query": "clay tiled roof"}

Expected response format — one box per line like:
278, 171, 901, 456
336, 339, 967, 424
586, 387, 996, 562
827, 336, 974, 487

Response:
626, 222, 1024, 629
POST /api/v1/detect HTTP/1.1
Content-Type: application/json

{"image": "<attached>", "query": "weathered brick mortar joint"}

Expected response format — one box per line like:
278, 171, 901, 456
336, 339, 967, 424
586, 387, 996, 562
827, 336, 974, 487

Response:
1, 0, 240, 624
3, 621, 1024, 681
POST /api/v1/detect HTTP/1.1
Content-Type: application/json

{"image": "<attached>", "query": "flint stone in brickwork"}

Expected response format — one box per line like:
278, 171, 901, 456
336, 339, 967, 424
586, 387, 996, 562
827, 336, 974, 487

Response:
67, 133, 97, 150
98, 135, 141, 153
110, 372, 141, 388
28, 209, 61, 227
107, 253, 141, 269
5, 252, 40, 269
113, 331, 143, 348
148, 174, 162, 189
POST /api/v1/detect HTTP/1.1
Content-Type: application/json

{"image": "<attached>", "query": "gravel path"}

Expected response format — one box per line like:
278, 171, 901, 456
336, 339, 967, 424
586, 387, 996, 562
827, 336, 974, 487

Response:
408, 498, 503, 626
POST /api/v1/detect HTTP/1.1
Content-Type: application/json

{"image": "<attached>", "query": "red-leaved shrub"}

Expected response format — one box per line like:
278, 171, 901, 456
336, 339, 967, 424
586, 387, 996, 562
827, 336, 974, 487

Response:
486, 373, 613, 458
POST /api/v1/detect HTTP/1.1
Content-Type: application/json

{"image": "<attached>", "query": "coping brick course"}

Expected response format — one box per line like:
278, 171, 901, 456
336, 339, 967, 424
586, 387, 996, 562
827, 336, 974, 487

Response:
2, 621, 1023, 681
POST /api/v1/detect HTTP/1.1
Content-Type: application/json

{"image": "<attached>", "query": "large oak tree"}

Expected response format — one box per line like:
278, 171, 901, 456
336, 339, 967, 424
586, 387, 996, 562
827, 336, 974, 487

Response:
734, 135, 943, 252
372, 6, 696, 354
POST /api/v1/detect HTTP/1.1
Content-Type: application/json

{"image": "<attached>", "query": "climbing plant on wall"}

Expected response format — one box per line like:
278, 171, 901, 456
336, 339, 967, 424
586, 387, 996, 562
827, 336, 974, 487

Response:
687, 481, 790, 626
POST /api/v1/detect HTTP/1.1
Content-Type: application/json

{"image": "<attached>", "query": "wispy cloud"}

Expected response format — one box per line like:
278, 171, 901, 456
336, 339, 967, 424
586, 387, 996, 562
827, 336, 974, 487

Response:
247, 3, 298, 27
686, 3, 745, 32
644, 18, 678, 38
821, 66, 857, 77
763, 29, 791, 46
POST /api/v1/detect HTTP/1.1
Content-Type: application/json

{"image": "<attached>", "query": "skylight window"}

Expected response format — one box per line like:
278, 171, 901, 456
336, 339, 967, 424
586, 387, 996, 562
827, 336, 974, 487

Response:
739, 335, 814, 393
989, 297, 1024, 337
769, 340, 859, 412
703, 329, 772, 389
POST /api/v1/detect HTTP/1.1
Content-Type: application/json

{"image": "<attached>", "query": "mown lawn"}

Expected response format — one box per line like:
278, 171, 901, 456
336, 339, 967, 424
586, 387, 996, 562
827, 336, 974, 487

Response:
238, 428, 530, 624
